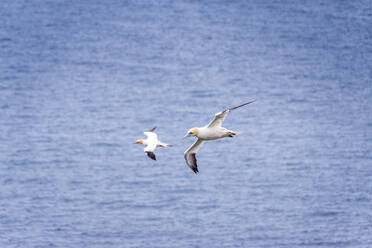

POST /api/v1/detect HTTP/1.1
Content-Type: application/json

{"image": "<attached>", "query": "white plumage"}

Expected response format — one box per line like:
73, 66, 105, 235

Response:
184, 101, 255, 173
134, 127, 171, 160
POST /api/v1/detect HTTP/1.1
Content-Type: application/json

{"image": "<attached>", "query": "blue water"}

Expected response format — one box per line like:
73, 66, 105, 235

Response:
1, 0, 372, 247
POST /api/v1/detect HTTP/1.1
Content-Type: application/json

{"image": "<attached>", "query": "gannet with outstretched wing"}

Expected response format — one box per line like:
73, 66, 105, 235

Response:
134, 127, 171, 160
184, 101, 255, 173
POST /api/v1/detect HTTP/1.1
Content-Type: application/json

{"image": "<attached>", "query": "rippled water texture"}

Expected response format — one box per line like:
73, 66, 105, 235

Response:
1, 0, 372, 247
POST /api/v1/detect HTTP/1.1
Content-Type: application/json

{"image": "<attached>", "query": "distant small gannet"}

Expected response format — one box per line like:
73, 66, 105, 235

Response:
134, 127, 171, 160
184, 101, 255, 173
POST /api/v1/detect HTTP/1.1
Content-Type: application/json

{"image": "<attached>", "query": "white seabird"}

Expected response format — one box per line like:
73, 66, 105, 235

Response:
134, 127, 171, 160
184, 101, 255, 173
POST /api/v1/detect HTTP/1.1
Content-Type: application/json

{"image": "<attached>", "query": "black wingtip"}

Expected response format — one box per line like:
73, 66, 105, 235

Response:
229, 100, 255, 111
185, 153, 199, 174
148, 127, 157, 132
146, 151, 156, 160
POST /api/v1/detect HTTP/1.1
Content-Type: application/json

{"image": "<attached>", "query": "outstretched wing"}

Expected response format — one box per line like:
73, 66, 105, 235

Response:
148, 127, 156, 132
206, 110, 229, 128
184, 138, 204, 173
207, 100, 255, 128
145, 151, 156, 160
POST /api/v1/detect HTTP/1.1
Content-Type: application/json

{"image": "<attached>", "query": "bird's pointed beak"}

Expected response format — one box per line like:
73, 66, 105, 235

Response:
184, 133, 192, 138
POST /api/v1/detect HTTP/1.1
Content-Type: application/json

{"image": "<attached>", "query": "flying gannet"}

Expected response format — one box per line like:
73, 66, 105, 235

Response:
134, 127, 171, 160
183, 101, 255, 173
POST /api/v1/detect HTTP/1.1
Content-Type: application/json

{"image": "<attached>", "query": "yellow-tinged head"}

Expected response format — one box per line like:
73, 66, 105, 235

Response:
134, 139, 143, 144
184, 127, 199, 138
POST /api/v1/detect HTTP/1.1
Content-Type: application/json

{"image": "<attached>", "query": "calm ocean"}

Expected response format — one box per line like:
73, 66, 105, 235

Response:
1, 0, 371, 247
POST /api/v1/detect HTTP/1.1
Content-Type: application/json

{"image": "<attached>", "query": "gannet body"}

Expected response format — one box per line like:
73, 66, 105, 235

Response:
184, 101, 255, 173
134, 127, 171, 160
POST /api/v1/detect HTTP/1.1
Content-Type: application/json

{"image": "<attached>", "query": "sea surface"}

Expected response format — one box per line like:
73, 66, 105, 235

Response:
1, 0, 372, 247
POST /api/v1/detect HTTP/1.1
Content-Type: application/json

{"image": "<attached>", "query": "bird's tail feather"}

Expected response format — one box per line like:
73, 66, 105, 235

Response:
228, 131, 242, 137
158, 142, 172, 147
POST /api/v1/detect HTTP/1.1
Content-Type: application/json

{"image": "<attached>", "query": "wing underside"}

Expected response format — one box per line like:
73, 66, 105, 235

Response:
206, 100, 255, 128
184, 138, 204, 173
